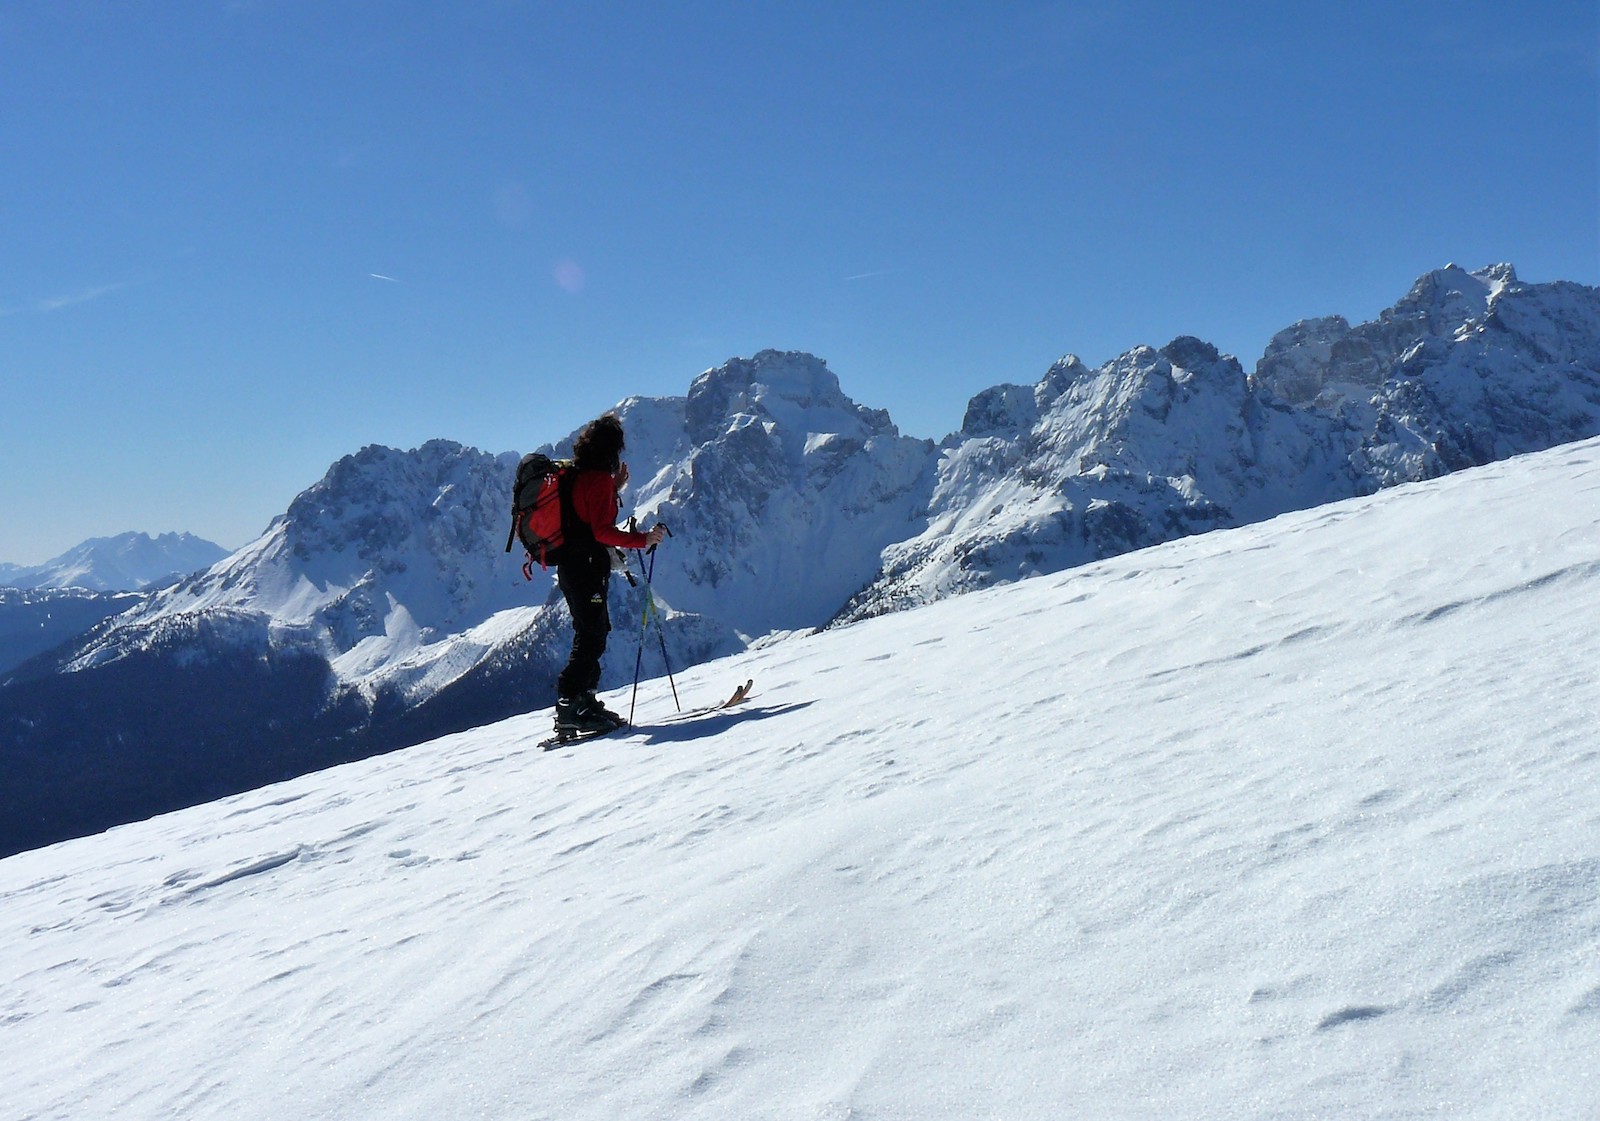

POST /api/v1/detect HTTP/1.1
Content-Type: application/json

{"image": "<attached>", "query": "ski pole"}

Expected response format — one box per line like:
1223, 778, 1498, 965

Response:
626, 518, 652, 722
643, 540, 680, 712
625, 517, 647, 724
627, 524, 679, 722
627, 620, 646, 726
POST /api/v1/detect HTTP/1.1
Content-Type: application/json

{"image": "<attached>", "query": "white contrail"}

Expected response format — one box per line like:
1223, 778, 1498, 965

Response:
34, 281, 129, 312
843, 269, 897, 282
369, 273, 401, 283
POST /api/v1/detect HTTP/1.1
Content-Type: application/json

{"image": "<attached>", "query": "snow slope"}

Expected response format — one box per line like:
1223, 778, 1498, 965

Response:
4, 437, 1598, 1119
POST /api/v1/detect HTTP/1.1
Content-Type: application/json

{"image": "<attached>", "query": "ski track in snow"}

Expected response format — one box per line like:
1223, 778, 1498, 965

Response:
5, 439, 1600, 1119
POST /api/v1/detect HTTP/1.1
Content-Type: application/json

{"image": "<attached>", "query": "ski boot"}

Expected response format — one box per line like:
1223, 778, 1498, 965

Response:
554, 695, 619, 736
583, 691, 629, 729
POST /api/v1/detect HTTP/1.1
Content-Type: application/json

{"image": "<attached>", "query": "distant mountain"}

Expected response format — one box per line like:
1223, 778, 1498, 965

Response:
3, 266, 1598, 857
0, 531, 230, 592
0, 588, 143, 676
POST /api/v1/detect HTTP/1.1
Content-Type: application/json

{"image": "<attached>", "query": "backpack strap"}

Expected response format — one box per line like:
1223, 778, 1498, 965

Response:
556, 466, 581, 548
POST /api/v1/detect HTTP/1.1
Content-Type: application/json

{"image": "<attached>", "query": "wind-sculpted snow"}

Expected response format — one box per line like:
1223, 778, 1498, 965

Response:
4, 437, 1598, 1119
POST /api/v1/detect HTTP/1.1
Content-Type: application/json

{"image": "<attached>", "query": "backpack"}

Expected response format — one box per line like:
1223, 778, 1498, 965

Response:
505, 452, 575, 574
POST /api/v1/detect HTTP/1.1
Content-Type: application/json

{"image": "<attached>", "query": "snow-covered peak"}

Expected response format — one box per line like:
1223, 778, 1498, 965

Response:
1390, 263, 1516, 329
959, 382, 1039, 439
839, 258, 1600, 626
685, 350, 897, 450
624, 352, 934, 637
0, 531, 229, 592
957, 355, 1095, 441
83, 440, 531, 680
1253, 316, 1354, 407
49, 350, 934, 699
1253, 263, 1585, 412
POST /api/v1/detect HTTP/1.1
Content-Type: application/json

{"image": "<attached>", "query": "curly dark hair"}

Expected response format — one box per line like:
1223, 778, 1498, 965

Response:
572, 412, 625, 471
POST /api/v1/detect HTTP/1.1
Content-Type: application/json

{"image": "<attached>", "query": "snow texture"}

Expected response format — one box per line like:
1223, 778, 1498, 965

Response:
4, 435, 1598, 1119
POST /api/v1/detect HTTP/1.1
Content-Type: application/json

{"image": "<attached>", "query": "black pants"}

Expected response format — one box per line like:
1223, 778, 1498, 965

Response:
556, 548, 611, 699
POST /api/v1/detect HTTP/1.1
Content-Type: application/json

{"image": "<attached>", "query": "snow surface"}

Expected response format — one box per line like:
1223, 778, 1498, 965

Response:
4, 437, 1600, 1120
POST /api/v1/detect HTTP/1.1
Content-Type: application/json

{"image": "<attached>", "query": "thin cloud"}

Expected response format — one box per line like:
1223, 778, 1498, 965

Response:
369, 273, 402, 283
38, 282, 131, 312
1, 281, 132, 317
843, 269, 898, 282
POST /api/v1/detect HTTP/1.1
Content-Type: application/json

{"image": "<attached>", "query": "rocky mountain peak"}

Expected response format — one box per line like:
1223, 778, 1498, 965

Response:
1390, 263, 1517, 330
1256, 264, 1540, 410
685, 350, 895, 446
960, 383, 1038, 439
1159, 336, 1245, 387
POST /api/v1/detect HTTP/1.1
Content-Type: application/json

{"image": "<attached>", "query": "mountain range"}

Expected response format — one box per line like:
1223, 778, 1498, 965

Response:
3, 263, 1597, 857
0, 530, 229, 592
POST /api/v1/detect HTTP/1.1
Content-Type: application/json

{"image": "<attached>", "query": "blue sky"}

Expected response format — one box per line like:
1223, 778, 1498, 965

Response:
2, 1, 1596, 564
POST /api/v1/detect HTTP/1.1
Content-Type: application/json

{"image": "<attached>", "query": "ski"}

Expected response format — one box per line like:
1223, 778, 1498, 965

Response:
661, 678, 754, 723
538, 724, 626, 752
540, 680, 753, 748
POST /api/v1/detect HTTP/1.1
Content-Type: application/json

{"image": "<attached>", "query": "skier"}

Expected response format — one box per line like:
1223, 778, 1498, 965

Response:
553, 413, 666, 735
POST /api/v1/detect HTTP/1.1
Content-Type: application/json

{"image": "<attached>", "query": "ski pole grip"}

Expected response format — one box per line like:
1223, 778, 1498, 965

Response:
644, 521, 670, 555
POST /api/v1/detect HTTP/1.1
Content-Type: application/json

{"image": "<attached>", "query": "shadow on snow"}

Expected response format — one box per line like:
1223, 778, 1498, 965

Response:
629, 702, 815, 746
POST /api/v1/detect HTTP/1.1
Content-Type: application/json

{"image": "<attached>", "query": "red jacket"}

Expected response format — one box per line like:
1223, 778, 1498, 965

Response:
570, 469, 650, 550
